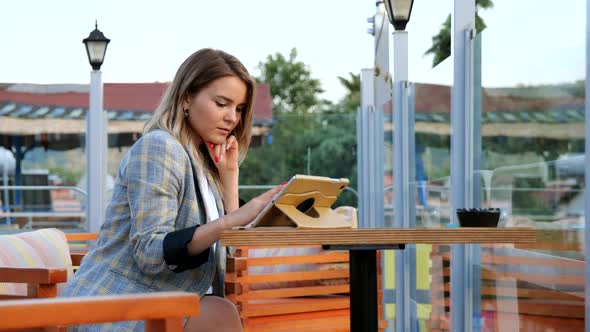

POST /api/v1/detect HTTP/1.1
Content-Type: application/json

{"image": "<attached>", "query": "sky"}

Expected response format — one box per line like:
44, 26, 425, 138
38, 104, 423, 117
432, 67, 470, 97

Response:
0, 0, 586, 102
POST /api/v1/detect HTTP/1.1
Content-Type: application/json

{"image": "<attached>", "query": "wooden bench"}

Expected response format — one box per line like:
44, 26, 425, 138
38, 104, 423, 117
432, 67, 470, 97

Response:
225, 245, 387, 332
3, 230, 389, 331
428, 230, 584, 331
0, 291, 199, 332
0, 232, 97, 300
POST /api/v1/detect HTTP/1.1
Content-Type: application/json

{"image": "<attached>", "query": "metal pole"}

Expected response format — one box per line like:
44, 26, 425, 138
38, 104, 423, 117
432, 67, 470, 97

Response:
584, 1, 590, 331
450, 0, 476, 331
3, 164, 9, 224
374, 3, 390, 230
374, 3, 390, 114
307, 146, 311, 175
359, 68, 375, 228
87, 70, 106, 233
393, 30, 414, 332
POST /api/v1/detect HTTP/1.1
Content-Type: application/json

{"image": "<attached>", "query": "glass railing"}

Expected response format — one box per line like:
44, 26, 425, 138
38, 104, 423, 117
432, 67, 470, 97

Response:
473, 1, 586, 329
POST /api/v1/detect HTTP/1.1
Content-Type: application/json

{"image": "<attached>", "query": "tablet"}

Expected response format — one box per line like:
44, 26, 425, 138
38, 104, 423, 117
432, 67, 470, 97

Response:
249, 174, 350, 228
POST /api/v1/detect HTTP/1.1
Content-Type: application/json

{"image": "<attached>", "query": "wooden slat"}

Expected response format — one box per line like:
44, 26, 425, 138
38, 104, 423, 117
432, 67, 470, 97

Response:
145, 318, 184, 332
28, 283, 58, 298
439, 267, 585, 286
238, 269, 349, 284
0, 292, 199, 330
430, 283, 584, 302
481, 299, 585, 318
247, 252, 349, 266
480, 286, 584, 301
440, 252, 585, 269
70, 252, 87, 267
241, 297, 351, 317
245, 308, 388, 332
220, 228, 536, 246
246, 317, 349, 332
65, 233, 98, 241
0, 267, 67, 284
238, 284, 349, 300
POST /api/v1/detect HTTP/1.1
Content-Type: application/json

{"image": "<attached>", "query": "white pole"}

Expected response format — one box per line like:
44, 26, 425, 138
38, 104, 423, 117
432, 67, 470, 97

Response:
393, 29, 412, 332
450, 0, 476, 331
87, 70, 105, 233
374, 3, 390, 113
584, 1, 590, 330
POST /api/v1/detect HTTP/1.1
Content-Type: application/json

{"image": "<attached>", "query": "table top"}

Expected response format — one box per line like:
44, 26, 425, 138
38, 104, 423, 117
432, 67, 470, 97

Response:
220, 227, 536, 247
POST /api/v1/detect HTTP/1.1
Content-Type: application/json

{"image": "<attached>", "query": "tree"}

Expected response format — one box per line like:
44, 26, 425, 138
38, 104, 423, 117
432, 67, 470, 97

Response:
240, 51, 359, 206
335, 73, 361, 113
255, 48, 329, 114
424, 0, 494, 68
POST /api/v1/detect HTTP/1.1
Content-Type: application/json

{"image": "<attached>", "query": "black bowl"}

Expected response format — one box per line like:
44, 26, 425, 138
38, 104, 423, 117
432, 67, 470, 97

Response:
456, 208, 500, 227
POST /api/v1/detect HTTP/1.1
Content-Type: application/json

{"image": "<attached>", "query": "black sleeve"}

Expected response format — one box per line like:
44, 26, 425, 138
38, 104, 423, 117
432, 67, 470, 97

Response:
163, 225, 210, 273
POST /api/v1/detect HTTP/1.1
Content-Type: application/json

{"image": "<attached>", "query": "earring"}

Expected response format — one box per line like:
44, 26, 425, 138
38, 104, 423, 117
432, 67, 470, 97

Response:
183, 109, 188, 118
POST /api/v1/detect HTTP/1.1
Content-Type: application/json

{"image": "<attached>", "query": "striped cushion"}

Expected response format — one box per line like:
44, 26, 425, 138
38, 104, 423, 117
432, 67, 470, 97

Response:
0, 228, 73, 296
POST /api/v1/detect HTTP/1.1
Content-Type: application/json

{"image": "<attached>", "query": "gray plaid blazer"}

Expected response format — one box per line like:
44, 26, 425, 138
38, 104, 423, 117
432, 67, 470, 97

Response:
60, 129, 226, 331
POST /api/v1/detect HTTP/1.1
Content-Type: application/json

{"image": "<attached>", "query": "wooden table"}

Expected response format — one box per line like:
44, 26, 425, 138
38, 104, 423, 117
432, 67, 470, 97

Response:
221, 227, 536, 332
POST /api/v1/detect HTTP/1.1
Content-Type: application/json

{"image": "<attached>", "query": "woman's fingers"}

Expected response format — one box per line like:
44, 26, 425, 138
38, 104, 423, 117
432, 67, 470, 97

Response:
226, 135, 238, 151
258, 185, 283, 202
214, 144, 221, 163
207, 136, 237, 164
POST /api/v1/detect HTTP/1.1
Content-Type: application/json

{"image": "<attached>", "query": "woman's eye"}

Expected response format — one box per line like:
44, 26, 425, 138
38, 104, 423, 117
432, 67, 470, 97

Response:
236, 106, 245, 113
215, 101, 226, 107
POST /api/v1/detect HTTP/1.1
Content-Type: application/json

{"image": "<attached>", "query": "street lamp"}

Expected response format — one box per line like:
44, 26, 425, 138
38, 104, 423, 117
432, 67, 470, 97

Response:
383, 1, 414, 331
83, 22, 110, 70
82, 22, 109, 233
383, 0, 414, 31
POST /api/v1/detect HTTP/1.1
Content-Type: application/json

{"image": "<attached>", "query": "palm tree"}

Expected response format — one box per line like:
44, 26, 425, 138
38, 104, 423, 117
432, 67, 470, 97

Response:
336, 73, 361, 112
424, 0, 494, 68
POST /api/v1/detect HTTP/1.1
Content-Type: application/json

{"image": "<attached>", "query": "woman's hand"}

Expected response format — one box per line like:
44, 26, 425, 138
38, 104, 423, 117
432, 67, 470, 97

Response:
222, 185, 283, 228
206, 135, 239, 173
205, 135, 240, 212
188, 185, 283, 256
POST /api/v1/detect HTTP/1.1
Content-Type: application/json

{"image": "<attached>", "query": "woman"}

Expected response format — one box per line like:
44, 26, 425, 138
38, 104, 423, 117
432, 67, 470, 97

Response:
61, 49, 281, 331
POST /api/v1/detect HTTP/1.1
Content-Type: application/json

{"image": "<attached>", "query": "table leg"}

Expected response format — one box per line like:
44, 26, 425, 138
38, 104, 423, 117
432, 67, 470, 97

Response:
349, 249, 377, 332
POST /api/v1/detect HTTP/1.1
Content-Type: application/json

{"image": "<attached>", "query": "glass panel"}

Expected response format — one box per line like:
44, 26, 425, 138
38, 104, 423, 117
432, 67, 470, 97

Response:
397, 0, 454, 329
410, 57, 453, 332
475, 1, 586, 330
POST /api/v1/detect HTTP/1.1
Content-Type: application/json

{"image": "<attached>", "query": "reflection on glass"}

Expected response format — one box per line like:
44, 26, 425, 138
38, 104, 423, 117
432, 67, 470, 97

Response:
474, 1, 586, 329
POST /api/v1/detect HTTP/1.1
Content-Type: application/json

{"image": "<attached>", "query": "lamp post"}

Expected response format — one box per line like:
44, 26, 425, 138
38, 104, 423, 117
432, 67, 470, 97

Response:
383, 1, 414, 331
83, 22, 110, 233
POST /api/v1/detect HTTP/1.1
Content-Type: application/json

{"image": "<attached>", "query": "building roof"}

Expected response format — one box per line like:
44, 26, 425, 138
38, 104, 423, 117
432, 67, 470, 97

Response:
0, 82, 273, 125
383, 83, 585, 139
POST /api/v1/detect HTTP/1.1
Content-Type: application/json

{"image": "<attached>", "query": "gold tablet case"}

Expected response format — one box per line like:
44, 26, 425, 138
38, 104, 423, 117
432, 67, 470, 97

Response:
251, 175, 353, 229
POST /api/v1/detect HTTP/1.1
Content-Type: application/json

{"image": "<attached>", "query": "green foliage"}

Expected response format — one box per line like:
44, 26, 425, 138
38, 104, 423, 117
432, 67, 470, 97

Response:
424, 0, 494, 68
255, 48, 330, 114
48, 166, 83, 185
501, 80, 586, 98
424, 15, 452, 68
335, 73, 361, 113
241, 52, 359, 206
240, 113, 358, 207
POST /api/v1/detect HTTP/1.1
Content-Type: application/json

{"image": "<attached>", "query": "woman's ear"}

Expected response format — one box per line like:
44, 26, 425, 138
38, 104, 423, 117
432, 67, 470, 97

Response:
183, 94, 194, 110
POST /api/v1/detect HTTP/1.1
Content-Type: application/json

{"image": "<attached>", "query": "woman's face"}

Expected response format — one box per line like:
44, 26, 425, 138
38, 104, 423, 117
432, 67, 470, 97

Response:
184, 75, 247, 146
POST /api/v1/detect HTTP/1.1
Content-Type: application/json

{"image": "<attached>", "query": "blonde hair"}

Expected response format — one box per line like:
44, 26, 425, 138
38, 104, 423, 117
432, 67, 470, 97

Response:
144, 48, 255, 187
